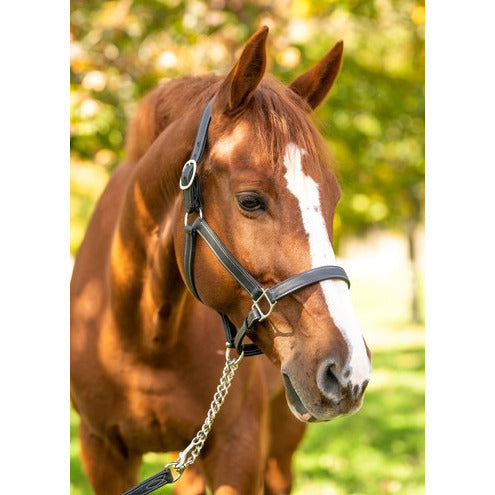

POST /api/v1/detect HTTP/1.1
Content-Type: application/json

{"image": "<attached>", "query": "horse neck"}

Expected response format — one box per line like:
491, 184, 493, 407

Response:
108, 174, 185, 357
108, 83, 217, 357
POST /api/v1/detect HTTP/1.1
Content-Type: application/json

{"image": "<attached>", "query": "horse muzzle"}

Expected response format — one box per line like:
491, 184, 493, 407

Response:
282, 364, 369, 423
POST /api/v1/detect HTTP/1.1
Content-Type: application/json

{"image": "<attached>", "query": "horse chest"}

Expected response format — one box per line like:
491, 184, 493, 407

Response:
116, 364, 218, 453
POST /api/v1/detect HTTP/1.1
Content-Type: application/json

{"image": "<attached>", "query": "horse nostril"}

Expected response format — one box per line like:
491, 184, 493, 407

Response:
317, 361, 342, 401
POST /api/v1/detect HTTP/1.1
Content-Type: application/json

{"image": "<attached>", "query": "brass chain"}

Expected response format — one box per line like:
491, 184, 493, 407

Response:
165, 344, 244, 479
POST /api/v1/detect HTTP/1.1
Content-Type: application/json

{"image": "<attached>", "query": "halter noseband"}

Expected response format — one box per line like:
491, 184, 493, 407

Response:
180, 97, 350, 357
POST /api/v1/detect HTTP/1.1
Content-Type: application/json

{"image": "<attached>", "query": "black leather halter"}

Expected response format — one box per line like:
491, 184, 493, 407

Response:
180, 97, 350, 357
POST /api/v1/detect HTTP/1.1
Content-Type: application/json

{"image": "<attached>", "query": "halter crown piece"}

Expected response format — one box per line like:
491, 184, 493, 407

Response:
180, 97, 350, 357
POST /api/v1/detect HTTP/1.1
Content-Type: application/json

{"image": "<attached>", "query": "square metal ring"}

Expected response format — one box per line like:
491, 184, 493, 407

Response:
252, 289, 277, 322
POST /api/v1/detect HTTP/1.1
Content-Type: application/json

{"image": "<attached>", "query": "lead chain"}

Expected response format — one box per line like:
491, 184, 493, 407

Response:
165, 345, 244, 479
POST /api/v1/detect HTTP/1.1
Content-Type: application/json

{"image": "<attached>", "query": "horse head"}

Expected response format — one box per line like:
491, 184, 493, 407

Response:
173, 27, 371, 422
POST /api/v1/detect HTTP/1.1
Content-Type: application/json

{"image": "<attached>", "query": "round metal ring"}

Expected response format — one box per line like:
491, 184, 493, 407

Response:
184, 209, 203, 227
225, 343, 244, 364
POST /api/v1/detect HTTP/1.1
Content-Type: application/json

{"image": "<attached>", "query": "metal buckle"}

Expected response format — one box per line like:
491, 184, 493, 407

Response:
179, 159, 197, 190
252, 289, 276, 322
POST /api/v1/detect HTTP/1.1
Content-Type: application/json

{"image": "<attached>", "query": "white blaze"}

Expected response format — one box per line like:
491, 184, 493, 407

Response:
283, 143, 371, 385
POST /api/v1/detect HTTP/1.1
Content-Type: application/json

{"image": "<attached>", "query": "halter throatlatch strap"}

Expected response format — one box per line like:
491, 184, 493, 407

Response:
220, 313, 262, 357
180, 97, 351, 357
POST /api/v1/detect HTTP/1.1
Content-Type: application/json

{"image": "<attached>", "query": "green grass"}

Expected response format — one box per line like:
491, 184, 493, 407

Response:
70, 345, 424, 495
292, 346, 424, 495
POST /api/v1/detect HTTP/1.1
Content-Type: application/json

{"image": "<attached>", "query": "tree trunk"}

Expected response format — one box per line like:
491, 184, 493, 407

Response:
407, 223, 420, 324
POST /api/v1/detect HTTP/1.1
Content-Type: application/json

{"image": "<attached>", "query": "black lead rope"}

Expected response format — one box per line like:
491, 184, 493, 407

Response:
122, 96, 351, 495
122, 469, 174, 495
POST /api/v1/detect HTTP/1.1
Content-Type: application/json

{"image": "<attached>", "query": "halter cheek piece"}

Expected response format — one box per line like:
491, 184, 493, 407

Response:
180, 97, 350, 357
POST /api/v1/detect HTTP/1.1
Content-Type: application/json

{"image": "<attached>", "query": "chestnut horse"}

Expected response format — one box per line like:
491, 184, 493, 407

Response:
70, 26, 371, 495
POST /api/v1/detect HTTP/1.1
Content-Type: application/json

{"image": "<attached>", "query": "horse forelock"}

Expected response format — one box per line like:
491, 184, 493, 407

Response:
235, 77, 333, 178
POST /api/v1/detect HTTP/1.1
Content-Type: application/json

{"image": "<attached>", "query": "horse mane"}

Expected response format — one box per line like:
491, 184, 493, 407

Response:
124, 75, 221, 164
124, 74, 331, 177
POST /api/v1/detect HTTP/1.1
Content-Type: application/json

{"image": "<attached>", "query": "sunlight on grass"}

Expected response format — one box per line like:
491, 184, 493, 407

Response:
292, 348, 424, 494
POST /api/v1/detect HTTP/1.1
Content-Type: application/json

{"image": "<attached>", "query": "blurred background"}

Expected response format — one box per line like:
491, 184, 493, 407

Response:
70, 0, 424, 494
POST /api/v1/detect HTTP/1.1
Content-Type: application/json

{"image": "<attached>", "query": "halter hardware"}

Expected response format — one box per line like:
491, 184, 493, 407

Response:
179, 159, 198, 190
252, 289, 277, 321
184, 208, 203, 227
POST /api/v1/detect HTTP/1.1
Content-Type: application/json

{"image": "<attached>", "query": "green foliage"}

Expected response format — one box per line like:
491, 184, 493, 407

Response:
70, 344, 424, 494
70, 159, 109, 254
70, 0, 424, 253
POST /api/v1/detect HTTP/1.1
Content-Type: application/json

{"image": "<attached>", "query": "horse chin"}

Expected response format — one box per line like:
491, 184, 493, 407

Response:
282, 372, 364, 423
281, 372, 326, 423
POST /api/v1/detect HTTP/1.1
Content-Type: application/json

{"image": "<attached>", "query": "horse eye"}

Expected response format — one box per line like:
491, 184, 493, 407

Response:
237, 193, 266, 212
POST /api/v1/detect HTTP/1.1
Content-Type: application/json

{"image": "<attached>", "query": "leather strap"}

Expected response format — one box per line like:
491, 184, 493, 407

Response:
184, 223, 201, 301
233, 318, 256, 355
180, 99, 213, 213
189, 98, 212, 164
268, 265, 350, 301
220, 313, 262, 356
122, 468, 174, 495
182, 166, 203, 213
193, 217, 264, 300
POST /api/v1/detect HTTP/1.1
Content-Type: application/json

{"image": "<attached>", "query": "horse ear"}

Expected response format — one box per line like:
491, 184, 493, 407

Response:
289, 40, 344, 110
215, 26, 268, 112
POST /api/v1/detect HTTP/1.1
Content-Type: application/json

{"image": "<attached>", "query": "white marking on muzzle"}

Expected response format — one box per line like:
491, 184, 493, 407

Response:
283, 143, 371, 385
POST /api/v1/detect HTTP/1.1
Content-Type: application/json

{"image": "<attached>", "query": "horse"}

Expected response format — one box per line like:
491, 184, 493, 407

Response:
70, 26, 371, 495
